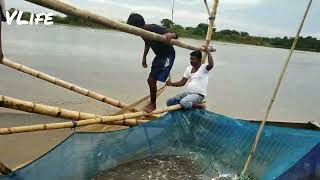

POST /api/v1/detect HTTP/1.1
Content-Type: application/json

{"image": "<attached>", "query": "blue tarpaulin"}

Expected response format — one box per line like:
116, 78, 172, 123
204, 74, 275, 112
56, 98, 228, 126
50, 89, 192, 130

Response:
1, 110, 320, 180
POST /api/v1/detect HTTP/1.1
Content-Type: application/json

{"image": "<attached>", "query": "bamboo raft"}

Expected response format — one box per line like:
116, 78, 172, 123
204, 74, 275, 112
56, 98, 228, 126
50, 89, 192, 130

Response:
0, 0, 218, 174
1, 0, 319, 178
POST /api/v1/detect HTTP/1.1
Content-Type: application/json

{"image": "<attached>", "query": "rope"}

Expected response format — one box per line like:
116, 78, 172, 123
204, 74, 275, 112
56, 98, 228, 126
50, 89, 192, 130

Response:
241, 0, 314, 175
203, 0, 211, 16
171, 0, 175, 22
201, 0, 219, 63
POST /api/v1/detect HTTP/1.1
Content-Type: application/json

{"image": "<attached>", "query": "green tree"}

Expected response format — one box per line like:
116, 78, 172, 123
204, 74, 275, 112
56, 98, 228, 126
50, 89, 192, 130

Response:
161, 19, 174, 28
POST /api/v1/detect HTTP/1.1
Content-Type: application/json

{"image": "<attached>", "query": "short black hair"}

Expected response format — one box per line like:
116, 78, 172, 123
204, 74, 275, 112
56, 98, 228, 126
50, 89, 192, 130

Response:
190, 50, 202, 60
127, 13, 145, 28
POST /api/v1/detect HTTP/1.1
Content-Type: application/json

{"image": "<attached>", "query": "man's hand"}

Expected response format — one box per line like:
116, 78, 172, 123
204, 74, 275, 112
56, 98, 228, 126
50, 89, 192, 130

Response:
163, 33, 175, 42
202, 45, 212, 53
202, 45, 214, 71
166, 80, 173, 86
142, 58, 148, 68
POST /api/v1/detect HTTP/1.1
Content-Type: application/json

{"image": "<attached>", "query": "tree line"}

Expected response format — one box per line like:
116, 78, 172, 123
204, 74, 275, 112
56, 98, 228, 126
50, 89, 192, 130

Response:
161, 19, 320, 52
8, 9, 320, 52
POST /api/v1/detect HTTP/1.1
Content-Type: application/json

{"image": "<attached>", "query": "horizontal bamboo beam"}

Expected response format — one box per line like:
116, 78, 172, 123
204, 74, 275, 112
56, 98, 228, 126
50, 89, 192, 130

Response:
24, 0, 213, 52
0, 105, 182, 135
0, 95, 145, 126
0, 95, 100, 120
1, 58, 139, 112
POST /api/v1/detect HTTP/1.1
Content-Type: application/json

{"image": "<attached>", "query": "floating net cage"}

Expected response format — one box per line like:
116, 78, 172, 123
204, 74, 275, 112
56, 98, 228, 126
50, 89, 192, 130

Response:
1, 110, 319, 180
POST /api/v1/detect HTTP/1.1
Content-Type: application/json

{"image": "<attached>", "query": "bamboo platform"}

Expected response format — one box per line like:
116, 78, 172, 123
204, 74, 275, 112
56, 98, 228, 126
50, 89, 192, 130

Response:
0, 0, 220, 175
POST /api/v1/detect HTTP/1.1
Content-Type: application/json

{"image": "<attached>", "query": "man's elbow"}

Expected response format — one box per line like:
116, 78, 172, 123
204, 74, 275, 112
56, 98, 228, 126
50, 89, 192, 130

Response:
206, 64, 214, 71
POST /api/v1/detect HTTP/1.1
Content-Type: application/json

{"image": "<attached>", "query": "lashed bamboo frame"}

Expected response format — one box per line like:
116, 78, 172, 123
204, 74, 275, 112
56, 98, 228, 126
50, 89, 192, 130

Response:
0, 0, 220, 175
0, 95, 147, 127
0, 95, 100, 120
202, 0, 219, 63
0, 105, 181, 135
1, 58, 139, 112
24, 0, 213, 52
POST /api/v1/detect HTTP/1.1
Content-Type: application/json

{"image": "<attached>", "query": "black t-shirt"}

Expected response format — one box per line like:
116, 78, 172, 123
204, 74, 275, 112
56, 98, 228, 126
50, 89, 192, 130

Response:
143, 24, 174, 57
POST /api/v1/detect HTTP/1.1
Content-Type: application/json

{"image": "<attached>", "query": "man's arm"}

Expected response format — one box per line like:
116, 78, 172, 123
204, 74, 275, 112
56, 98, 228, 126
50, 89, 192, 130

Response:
142, 42, 150, 68
166, 77, 188, 87
205, 47, 214, 71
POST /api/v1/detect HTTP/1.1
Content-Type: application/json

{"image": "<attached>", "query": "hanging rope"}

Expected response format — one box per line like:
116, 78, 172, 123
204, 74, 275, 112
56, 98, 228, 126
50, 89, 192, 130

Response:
171, 0, 175, 22
241, 0, 314, 176
203, 0, 211, 16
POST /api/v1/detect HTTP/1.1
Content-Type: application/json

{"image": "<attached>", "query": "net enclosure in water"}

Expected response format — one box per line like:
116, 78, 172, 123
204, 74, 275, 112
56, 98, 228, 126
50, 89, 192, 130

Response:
1, 110, 320, 180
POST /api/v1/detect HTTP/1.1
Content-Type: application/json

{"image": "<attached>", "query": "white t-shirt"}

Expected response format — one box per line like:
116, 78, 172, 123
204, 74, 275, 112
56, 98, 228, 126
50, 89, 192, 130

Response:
183, 64, 210, 96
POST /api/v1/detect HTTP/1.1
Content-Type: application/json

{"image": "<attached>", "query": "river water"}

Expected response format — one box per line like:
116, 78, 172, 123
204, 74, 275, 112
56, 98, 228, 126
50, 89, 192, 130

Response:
1, 24, 320, 122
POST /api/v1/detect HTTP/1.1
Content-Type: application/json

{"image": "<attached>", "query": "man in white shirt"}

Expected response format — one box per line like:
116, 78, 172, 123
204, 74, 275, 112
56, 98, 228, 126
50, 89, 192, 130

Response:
0, 0, 6, 60
166, 46, 214, 109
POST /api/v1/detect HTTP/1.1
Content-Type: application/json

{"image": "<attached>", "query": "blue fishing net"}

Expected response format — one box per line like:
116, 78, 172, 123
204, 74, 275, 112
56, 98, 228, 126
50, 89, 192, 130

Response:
1, 110, 320, 180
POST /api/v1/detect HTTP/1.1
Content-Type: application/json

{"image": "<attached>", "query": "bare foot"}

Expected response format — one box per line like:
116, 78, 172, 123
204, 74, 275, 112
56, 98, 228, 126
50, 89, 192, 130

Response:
198, 104, 206, 109
193, 103, 206, 109
144, 103, 156, 113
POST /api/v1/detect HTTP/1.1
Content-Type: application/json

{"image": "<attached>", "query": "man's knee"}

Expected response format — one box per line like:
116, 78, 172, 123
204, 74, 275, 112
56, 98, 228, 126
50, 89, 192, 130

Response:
167, 98, 177, 106
147, 76, 156, 86
180, 99, 193, 109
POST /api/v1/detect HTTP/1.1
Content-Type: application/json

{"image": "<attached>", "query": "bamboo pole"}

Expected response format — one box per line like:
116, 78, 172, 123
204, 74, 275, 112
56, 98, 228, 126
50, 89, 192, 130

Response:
0, 95, 144, 126
202, 0, 219, 63
24, 0, 213, 52
1, 58, 140, 112
112, 85, 167, 116
203, 0, 211, 16
241, 0, 313, 176
0, 162, 12, 175
0, 105, 182, 135
0, 95, 100, 120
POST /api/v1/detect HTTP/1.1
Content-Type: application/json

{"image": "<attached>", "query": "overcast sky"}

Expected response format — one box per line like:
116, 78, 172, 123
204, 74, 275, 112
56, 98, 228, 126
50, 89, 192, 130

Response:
7, 0, 320, 38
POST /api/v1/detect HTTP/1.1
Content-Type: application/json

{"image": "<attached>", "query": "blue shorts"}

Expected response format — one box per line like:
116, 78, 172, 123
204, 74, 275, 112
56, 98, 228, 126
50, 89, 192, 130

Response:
149, 49, 175, 82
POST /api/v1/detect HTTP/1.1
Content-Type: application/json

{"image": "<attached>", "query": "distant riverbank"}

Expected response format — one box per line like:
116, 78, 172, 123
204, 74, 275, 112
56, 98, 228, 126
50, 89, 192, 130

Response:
8, 8, 320, 52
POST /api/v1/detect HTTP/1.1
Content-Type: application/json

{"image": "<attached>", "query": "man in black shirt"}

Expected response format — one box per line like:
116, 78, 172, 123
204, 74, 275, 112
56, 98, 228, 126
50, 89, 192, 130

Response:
0, 0, 5, 61
127, 13, 178, 113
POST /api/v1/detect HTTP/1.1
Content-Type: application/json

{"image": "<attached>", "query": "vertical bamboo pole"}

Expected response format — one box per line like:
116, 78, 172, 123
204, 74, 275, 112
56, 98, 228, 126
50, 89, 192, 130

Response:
241, 0, 313, 176
0, 162, 12, 175
202, 0, 219, 63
